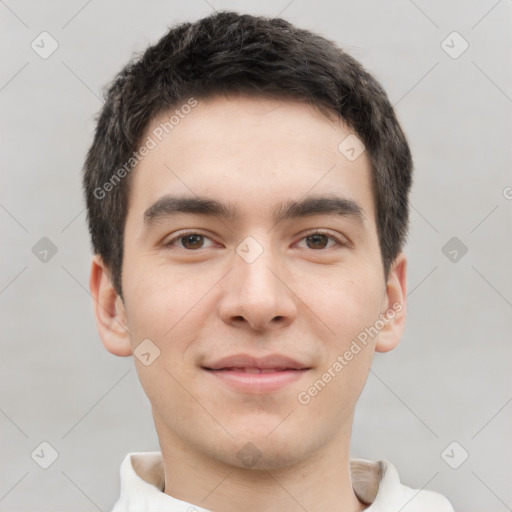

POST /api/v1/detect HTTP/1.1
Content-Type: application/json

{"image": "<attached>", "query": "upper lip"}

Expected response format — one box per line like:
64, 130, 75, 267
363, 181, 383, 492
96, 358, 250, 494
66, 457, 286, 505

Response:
203, 354, 310, 371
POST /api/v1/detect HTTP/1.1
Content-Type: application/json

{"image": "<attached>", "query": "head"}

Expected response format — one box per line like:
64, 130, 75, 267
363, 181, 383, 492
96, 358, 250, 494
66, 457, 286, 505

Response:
85, 11, 411, 470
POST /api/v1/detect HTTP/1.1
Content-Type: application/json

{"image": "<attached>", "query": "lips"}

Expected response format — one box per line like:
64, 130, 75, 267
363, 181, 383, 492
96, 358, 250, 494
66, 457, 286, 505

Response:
202, 354, 311, 393
202, 354, 310, 372
212, 367, 298, 373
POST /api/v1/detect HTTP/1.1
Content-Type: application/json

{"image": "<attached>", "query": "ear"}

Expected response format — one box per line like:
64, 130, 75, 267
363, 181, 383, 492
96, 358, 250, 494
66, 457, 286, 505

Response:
375, 252, 407, 353
89, 254, 132, 357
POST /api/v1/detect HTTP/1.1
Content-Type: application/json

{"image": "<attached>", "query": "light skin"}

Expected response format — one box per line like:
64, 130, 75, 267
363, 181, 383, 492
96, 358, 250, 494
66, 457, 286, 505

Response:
89, 94, 407, 512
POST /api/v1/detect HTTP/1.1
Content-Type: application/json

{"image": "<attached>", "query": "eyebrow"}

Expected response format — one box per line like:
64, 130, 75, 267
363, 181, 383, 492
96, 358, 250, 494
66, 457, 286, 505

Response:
143, 194, 365, 228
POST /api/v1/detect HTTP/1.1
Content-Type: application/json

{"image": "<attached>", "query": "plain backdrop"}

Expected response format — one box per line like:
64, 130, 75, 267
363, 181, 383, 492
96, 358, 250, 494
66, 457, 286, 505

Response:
1, 1, 511, 511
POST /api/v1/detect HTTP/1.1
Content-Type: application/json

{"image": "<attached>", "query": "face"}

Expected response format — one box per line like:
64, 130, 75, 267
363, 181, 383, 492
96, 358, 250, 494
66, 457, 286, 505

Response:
91, 94, 406, 470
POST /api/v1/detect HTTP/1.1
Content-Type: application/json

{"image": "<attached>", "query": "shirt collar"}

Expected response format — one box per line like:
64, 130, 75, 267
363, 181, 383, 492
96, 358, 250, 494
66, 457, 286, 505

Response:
112, 451, 453, 512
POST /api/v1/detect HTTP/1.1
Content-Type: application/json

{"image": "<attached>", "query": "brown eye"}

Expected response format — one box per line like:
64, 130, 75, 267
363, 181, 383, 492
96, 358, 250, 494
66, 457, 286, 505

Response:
305, 233, 329, 249
163, 232, 216, 251
181, 234, 204, 249
296, 231, 345, 251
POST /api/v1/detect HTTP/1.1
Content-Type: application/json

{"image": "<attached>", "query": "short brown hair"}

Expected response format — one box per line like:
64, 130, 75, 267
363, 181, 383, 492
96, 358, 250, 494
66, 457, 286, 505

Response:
82, 10, 413, 298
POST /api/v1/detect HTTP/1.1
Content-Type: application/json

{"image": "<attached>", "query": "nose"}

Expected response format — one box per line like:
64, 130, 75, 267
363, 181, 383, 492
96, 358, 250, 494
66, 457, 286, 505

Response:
218, 238, 297, 332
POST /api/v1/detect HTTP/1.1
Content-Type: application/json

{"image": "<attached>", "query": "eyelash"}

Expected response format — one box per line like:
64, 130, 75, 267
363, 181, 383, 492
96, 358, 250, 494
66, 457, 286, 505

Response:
163, 229, 347, 251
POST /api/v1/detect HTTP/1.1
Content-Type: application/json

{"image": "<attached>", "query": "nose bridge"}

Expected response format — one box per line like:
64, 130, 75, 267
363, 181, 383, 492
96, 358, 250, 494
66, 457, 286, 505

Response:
234, 234, 281, 297
218, 233, 296, 330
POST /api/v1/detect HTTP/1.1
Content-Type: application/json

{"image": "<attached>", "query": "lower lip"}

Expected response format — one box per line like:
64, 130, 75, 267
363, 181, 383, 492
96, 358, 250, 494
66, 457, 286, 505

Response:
203, 368, 310, 393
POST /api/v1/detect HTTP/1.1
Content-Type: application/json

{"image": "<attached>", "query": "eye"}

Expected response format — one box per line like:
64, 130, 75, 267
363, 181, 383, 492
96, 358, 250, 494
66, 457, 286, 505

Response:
164, 232, 216, 250
296, 230, 346, 250
163, 230, 347, 251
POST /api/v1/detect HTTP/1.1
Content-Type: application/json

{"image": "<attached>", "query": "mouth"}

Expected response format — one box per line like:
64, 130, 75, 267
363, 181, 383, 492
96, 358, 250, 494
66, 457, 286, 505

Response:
201, 353, 312, 393
202, 366, 311, 393
204, 367, 305, 373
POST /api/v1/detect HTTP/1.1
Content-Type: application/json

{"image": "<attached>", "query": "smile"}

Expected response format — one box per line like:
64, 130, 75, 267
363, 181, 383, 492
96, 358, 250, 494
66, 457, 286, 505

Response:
203, 367, 310, 393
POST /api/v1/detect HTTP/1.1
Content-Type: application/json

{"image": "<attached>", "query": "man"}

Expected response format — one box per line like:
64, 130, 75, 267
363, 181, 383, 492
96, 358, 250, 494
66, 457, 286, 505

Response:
83, 10, 453, 511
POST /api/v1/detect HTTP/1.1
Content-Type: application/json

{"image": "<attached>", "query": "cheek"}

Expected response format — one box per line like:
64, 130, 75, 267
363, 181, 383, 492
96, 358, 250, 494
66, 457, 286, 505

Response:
122, 258, 223, 399
295, 274, 380, 418
122, 261, 204, 420
123, 255, 203, 342
297, 264, 384, 344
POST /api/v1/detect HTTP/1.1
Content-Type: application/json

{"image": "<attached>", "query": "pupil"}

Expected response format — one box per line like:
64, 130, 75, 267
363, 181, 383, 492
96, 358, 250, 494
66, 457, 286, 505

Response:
308, 234, 327, 249
184, 234, 203, 249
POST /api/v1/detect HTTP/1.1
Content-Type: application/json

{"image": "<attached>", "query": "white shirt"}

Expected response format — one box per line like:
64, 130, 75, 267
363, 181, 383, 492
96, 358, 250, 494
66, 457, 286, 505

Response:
111, 451, 454, 512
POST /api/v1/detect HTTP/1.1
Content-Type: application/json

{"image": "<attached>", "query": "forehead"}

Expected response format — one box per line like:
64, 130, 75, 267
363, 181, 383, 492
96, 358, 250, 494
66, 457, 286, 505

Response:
127, 94, 375, 228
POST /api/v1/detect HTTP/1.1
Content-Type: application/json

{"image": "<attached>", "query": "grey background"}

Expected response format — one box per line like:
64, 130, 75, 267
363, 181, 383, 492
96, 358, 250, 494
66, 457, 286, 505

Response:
1, 1, 511, 511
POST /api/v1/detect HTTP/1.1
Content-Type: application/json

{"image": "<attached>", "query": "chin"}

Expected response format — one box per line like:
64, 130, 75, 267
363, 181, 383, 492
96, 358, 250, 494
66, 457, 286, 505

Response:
233, 443, 312, 471
212, 430, 314, 471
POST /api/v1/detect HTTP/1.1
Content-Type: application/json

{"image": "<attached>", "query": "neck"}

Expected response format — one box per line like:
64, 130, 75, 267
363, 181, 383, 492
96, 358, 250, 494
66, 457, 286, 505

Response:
154, 412, 366, 512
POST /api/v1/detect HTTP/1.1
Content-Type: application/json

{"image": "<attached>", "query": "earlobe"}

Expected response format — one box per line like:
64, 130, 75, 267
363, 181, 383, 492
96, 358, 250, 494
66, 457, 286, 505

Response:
375, 252, 407, 353
89, 255, 132, 357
